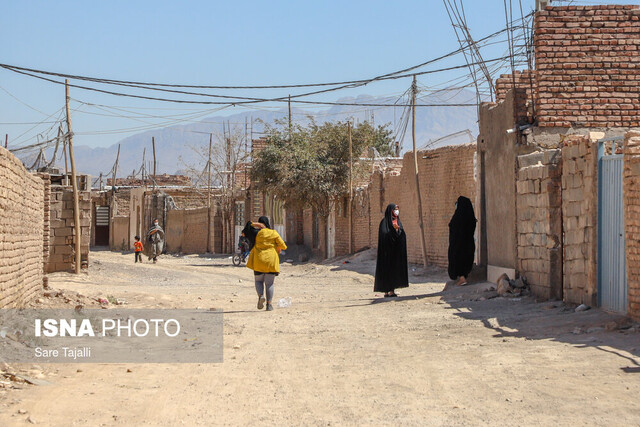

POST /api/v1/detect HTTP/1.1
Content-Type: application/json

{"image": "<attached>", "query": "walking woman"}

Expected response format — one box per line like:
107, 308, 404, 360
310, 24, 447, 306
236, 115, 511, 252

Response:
447, 196, 477, 286
374, 203, 409, 297
246, 216, 287, 311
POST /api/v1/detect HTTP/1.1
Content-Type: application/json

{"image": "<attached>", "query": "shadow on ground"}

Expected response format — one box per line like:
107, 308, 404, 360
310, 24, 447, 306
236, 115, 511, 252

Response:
440, 280, 640, 371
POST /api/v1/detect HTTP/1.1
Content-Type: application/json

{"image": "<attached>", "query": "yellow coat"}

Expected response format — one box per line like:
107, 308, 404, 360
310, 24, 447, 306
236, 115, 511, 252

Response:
246, 228, 287, 274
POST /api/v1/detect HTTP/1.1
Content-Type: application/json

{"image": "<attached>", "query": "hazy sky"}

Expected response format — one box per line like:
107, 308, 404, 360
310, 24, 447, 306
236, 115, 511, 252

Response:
1, 0, 637, 149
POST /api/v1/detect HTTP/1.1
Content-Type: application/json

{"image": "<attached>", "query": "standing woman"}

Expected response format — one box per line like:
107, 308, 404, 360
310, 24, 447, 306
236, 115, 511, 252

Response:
447, 196, 477, 286
246, 216, 287, 311
374, 203, 409, 297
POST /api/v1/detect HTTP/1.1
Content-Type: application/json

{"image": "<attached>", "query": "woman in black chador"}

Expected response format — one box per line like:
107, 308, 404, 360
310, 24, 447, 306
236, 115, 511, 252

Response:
374, 203, 409, 297
448, 196, 477, 286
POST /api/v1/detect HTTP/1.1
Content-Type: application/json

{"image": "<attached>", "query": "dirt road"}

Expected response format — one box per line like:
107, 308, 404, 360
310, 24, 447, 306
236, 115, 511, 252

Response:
1, 249, 639, 426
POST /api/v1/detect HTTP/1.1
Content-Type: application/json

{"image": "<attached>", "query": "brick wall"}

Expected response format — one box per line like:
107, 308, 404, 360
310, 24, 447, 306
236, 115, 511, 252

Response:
534, 5, 640, 128
516, 149, 563, 299
335, 144, 476, 266
495, 70, 537, 125
561, 135, 598, 305
46, 188, 91, 272
0, 147, 44, 308
624, 129, 640, 320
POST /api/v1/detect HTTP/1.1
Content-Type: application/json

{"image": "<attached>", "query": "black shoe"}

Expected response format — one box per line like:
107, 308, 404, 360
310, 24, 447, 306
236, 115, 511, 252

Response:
266, 303, 274, 311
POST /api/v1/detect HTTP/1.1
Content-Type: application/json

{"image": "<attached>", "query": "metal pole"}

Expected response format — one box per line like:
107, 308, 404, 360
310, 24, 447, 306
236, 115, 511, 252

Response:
65, 80, 82, 274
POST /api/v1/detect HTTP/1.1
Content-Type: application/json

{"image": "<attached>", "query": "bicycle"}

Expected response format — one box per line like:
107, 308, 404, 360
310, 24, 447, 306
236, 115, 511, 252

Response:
232, 239, 251, 266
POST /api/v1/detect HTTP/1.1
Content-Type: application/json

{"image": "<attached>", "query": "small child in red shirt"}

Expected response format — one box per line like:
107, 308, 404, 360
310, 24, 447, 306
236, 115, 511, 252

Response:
134, 235, 143, 263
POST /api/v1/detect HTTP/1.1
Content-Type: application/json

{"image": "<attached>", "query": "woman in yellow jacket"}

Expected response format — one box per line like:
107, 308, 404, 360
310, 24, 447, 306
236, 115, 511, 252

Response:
246, 216, 287, 311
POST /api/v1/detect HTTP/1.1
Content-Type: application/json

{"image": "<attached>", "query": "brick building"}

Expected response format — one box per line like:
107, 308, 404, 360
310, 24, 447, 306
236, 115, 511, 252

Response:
480, 4, 640, 319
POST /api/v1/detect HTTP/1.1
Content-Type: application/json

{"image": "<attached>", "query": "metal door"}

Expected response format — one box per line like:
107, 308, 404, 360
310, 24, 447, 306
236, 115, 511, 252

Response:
95, 206, 110, 246
598, 142, 627, 313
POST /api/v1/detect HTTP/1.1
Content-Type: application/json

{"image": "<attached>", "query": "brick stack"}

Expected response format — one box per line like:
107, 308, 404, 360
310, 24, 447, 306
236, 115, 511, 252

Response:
534, 5, 640, 128
0, 147, 45, 308
623, 129, 640, 320
46, 188, 91, 272
561, 134, 598, 305
41, 174, 51, 274
516, 149, 563, 299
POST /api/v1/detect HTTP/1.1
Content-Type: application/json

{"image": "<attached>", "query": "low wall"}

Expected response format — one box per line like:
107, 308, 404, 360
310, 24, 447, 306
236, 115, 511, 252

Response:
0, 147, 45, 308
165, 208, 211, 254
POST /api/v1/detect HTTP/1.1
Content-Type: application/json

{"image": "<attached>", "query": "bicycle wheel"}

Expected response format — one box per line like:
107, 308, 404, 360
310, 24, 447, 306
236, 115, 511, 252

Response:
232, 254, 242, 266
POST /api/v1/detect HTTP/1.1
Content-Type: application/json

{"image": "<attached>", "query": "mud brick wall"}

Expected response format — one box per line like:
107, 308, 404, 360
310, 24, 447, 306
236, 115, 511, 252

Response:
334, 188, 373, 257
0, 147, 45, 308
623, 129, 640, 320
534, 5, 640, 128
495, 70, 537, 125
165, 208, 212, 254
561, 135, 598, 305
46, 188, 91, 272
516, 150, 563, 300
365, 144, 476, 267
41, 174, 51, 271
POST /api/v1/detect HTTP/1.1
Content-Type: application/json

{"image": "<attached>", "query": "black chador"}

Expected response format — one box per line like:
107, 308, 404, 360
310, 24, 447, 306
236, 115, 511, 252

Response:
447, 196, 477, 281
374, 203, 409, 293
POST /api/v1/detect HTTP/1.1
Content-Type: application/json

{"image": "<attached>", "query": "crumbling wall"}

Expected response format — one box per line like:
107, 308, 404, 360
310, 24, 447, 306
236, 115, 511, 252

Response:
561, 135, 598, 306
516, 149, 563, 300
46, 188, 91, 272
623, 130, 640, 320
0, 147, 44, 308
494, 70, 537, 125
534, 5, 640, 128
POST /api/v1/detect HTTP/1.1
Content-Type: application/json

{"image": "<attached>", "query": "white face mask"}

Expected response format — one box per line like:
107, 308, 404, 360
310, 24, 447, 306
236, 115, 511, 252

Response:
393, 209, 399, 217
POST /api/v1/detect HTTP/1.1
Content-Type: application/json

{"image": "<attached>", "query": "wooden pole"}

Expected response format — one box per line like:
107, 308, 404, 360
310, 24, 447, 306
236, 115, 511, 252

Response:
112, 144, 120, 194
207, 133, 212, 253
412, 75, 428, 267
99, 173, 103, 191
348, 121, 353, 254
63, 138, 69, 185
288, 94, 292, 140
65, 80, 82, 274
4, 134, 7, 149
152, 137, 157, 190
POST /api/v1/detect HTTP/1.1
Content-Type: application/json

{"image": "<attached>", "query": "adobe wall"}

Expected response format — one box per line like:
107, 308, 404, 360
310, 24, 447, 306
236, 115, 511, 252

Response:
0, 147, 45, 308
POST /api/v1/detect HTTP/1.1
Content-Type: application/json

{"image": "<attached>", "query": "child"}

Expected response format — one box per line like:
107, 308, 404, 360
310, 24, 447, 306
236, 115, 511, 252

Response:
134, 235, 143, 263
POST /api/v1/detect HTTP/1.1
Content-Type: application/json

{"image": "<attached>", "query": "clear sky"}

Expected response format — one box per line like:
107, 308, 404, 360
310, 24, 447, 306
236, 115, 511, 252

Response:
1, 0, 638, 149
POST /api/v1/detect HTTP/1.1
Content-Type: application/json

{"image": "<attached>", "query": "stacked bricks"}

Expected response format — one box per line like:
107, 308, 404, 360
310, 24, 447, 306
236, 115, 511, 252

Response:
46, 187, 91, 273
561, 134, 598, 306
0, 147, 45, 308
534, 5, 640, 128
516, 149, 563, 300
494, 70, 537, 125
623, 129, 640, 320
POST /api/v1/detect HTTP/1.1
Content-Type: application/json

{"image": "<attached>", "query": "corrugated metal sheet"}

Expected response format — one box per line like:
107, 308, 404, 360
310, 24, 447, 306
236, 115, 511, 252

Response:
95, 206, 110, 227
598, 154, 627, 313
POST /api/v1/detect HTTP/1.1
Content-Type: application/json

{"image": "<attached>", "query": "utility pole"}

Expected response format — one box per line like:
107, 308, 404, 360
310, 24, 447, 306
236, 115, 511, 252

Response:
412, 75, 428, 267
207, 133, 212, 253
141, 147, 146, 185
4, 134, 7, 149
65, 79, 82, 274
152, 137, 157, 190
288, 94, 292, 140
112, 144, 120, 194
99, 173, 103, 191
63, 139, 69, 185
348, 121, 353, 254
